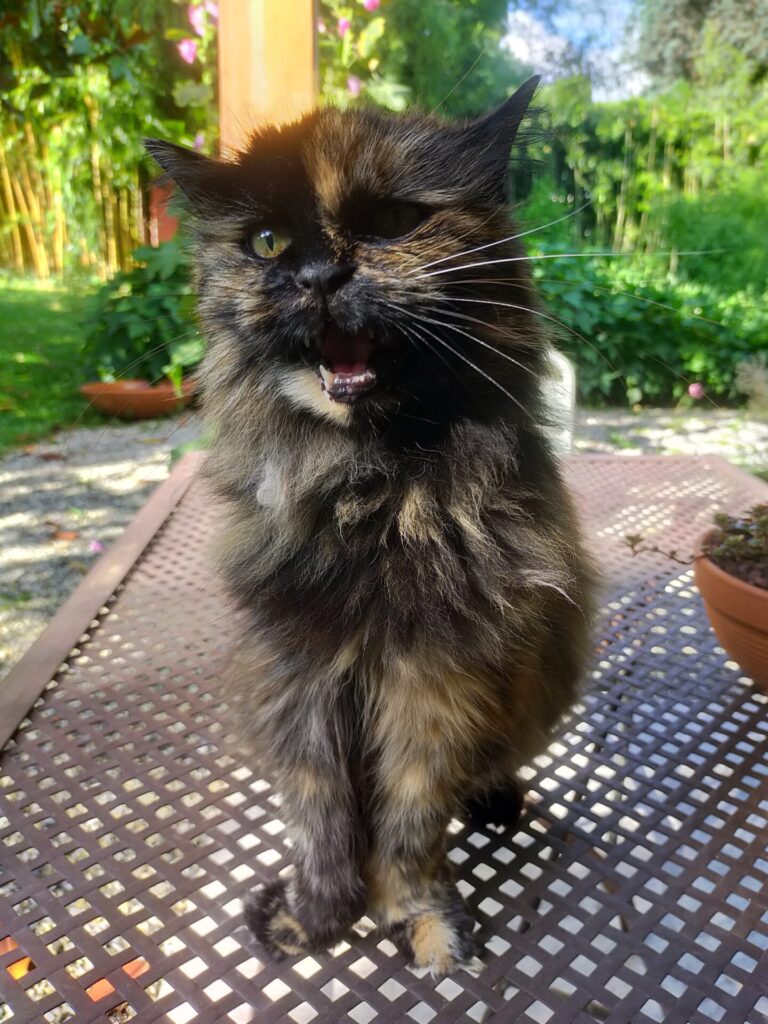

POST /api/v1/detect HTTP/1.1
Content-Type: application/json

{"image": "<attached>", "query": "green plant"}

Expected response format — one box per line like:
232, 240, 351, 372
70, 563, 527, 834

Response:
83, 240, 203, 391
529, 242, 768, 406
705, 504, 768, 590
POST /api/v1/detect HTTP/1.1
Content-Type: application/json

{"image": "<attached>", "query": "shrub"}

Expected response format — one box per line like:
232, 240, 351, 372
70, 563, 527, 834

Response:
83, 240, 204, 391
531, 245, 768, 406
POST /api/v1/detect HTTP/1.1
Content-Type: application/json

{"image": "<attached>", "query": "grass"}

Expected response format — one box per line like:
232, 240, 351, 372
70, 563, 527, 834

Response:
0, 276, 99, 455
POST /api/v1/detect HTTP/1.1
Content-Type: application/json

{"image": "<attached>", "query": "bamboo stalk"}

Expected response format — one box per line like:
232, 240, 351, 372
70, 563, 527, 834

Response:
84, 90, 109, 278
100, 151, 118, 274
11, 174, 48, 277
0, 146, 26, 273
612, 125, 633, 252
18, 152, 50, 276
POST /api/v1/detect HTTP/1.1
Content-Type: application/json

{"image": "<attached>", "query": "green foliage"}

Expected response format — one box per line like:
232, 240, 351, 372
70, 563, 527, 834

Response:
531, 242, 768, 406
0, 277, 99, 454
83, 241, 204, 390
634, 0, 768, 84
318, 0, 528, 114
0, 1, 217, 277
707, 503, 768, 590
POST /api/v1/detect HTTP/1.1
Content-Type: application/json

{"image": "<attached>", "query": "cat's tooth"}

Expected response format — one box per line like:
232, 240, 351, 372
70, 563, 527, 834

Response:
319, 364, 335, 389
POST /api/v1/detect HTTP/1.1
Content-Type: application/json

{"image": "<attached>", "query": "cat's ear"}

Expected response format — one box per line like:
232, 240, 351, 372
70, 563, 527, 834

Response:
144, 138, 239, 209
463, 76, 541, 197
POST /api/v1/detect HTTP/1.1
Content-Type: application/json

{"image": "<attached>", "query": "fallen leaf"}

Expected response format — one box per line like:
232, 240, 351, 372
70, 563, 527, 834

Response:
52, 529, 79, 541
38, 452, 66, 462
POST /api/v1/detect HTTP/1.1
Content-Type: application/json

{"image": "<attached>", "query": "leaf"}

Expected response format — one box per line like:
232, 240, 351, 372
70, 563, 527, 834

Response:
357, 16, 385, 59
172, 81, 214, 109
167, 336, 205, 367
69, 34, 93, 57
52, 530, 79, 541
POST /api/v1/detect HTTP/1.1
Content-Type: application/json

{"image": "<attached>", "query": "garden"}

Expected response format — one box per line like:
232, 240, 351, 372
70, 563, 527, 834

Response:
1, 0, 767, 450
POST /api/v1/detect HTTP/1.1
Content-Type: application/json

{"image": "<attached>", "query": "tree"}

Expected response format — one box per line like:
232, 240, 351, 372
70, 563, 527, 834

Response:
319, 0, 529, 116
634, 0, 768, 84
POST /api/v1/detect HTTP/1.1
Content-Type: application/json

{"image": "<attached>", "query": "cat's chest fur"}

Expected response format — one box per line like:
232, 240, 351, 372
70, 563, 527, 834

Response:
213, 420, 576, 672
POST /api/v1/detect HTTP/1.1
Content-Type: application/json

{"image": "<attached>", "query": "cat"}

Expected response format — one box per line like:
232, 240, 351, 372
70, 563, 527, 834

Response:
145, 75, 595, 976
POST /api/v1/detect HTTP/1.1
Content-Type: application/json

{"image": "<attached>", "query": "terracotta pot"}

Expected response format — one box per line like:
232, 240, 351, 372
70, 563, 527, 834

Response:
694, 529, 768, 692
80, 378, 196, 420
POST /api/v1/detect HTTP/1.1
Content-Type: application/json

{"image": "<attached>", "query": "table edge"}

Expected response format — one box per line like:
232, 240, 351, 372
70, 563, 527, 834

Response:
0, 451, 205, 751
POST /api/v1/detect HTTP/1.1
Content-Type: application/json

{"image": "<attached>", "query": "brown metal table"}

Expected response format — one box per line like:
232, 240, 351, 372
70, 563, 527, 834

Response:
1, 453, 766, 1024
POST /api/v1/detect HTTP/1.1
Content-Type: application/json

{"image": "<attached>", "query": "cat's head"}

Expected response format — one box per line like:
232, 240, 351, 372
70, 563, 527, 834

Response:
146, 77, 545, 435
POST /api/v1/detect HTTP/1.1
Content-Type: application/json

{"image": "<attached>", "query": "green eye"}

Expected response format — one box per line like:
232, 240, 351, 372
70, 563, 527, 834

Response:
368, 202, 427, 240
250, 228, 290, 259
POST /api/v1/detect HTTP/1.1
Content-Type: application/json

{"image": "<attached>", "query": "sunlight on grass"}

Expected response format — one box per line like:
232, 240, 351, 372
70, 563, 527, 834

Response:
0, 276, 100, 455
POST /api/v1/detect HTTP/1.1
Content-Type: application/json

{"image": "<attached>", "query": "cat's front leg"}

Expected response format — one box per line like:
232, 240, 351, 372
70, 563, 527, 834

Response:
366, 669, 488, 974
243, 697, 366, 958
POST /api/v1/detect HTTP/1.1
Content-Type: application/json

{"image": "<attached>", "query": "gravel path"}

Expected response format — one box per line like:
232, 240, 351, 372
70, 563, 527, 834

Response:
1, 407, 766, 682
0, 413, 202, 680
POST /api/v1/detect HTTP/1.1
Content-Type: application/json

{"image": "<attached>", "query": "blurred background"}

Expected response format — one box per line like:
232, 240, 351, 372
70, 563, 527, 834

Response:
1, 0, 767, 437
1, 0, 767, 679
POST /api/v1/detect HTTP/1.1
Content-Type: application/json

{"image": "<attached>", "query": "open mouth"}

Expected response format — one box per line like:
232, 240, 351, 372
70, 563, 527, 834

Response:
313, 323, 380, 403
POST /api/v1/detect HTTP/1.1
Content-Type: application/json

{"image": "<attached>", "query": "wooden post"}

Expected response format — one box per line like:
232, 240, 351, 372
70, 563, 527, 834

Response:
218, 0, 318, 154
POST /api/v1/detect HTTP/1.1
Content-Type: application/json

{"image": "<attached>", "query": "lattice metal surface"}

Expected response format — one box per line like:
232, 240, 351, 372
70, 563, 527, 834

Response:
1, 455, 766, 1024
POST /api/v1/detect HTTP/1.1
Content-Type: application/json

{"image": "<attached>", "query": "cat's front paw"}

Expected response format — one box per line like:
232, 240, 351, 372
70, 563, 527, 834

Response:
389, 905, 480, 976
244, 880, 310, 960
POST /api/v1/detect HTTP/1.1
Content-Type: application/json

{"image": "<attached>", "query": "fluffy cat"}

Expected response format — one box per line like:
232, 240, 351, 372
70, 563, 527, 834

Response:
146, 76, 595, 975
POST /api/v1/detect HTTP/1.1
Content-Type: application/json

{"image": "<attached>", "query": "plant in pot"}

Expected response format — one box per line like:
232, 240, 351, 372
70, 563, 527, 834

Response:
81, 239, 205, 419
694, 503, 768, 692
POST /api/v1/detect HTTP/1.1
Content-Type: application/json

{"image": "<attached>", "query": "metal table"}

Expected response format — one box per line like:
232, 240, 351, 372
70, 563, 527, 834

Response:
1, 453, 766, 1024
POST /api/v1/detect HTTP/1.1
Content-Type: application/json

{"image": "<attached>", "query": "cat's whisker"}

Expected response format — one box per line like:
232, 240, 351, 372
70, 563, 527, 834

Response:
403, 305, 537, 376
405, 318, 529, 416
411, 248, 728, 281
436, 294, 625, 391
406, 201, 592, 274
402, 322, 474, 391
449, 289, 726, 411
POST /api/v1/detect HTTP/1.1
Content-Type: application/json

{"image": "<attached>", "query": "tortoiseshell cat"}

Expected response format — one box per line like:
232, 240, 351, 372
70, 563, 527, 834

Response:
146, 77, 594, 975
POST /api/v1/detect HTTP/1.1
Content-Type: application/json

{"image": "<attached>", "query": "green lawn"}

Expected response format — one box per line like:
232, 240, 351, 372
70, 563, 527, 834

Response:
0, 277, 99, 455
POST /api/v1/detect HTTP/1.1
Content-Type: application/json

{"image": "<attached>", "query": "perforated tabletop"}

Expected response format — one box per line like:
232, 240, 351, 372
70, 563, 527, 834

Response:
1, 454, 767, 1024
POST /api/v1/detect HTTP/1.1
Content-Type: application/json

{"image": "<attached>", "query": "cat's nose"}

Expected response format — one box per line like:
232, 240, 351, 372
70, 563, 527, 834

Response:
296, 261, 354, 298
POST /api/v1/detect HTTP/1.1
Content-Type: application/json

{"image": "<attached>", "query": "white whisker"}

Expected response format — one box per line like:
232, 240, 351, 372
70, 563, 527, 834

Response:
411, 248, 728, 281
407, 201, 592, 274
404, 305, 536, 376
406, 318, 529, 415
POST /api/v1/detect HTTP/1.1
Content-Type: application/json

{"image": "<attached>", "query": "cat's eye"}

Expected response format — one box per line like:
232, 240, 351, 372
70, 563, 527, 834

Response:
366, 201, 427, 240
249, 228, 291, 259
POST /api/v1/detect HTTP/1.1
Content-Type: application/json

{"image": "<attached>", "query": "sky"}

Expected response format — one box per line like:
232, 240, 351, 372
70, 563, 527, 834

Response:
502, 0, 649, 101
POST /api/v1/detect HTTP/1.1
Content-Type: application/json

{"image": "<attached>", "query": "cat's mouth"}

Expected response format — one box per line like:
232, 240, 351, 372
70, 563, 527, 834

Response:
312, 323, 381, 403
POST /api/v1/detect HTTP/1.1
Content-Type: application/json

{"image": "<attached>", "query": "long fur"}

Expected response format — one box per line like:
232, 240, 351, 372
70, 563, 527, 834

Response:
146, 80, 595, 974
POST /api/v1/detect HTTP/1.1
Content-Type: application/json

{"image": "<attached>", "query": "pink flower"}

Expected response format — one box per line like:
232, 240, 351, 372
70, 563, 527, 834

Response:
204, 0, 218, 18
337, 16, 351, 37
193, 132, 205, 151
347, 74, 362, 96
362, 0, 381, 10
317, 18, 327, 33
688, 382, 705, 399
89, 539, 104, 554
177, 37, 198, 63
188, 4, 205, 36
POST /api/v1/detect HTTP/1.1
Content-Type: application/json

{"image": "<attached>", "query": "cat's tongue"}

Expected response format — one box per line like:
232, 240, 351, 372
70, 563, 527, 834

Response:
318, 324, 377, 402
